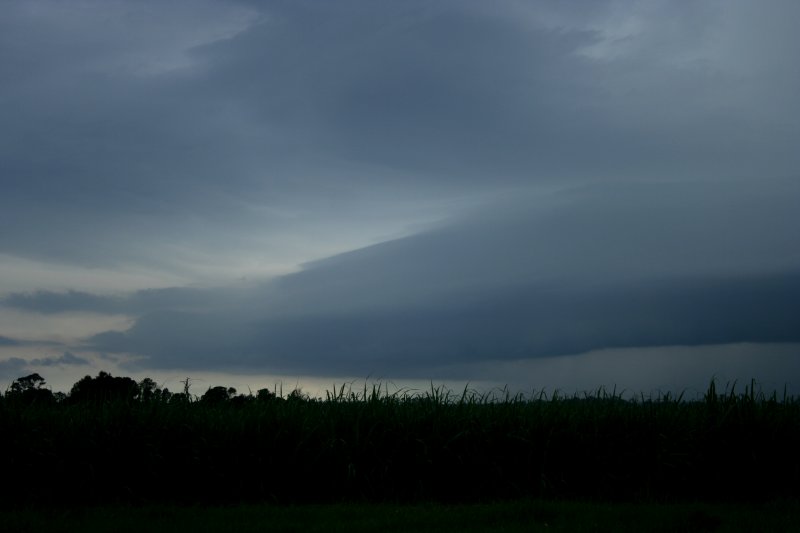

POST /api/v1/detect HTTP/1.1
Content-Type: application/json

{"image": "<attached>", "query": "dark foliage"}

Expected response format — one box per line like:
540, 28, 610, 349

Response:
1, 375, 799, 507
5, 373, 55, 405
68, 371, 138, 404
201, 386, 237, 404
256, 388, 276, 402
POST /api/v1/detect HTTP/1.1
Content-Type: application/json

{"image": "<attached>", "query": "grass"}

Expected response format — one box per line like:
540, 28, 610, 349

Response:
3, 500, 799, 532
2, 378, 799, 506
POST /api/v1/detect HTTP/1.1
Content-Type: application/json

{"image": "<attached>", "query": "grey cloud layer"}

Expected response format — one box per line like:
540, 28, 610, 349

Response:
2, 287, 243, 316
0, 336, 22, 347
0, 352, 89, 383
28, 352, 89, 367
5, 181, 796, 376
2, 0, 799, 271
2, 1, 799, 382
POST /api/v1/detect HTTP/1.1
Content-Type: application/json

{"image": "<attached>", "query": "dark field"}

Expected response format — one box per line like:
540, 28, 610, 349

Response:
4, 500, 800, 532
3, 373, 799, 507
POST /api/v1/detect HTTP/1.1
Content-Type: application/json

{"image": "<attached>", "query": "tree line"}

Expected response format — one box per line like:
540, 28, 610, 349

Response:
2, 371, 293, 405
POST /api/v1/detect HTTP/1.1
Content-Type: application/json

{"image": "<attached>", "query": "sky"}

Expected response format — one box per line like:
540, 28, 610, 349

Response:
1, 0, 799, 398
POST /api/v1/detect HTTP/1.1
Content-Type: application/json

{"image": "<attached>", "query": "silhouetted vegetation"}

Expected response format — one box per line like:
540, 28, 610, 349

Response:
5, 373, 55, 405
3, 500, 799, 533
1, 372, 799, 507
201, 385, 238, 404
68, 371, 138, 404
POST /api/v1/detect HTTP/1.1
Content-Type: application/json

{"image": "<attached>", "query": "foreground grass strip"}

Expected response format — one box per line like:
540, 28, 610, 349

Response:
3, 500, 798, 533
3, 379, 800, 504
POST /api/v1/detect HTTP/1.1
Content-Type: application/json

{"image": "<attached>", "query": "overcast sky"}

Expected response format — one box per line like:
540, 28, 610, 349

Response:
2, 0, 799, 397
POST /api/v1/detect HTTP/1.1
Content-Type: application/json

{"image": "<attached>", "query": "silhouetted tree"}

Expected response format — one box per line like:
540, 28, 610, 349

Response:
137, 377, 160, 401
69, 371, 138, 404
230, 391, 254, 406
169, 391, 190, 403
7, 373, 54, 404
10, 373, 46, 393
257, 388, 276, 402
158, 387, 173, 402
201, 386, 237, 404
287, 388, 309, 402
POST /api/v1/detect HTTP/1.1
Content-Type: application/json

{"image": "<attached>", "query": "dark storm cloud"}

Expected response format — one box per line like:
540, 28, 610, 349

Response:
83, 180, 800, 376
87, 269, 800, 378
0, 358, 28, 381
196, 0, 800, 183
3, 291, 127, 315
196, 0, 599, 179
2, 287, 241, 316
247, 273, 800, 376
29, 352, 90, 367
0, 353, 87, 384
3, 1, 800, 383
0, 336, 22, 347
3, 0, 799, 269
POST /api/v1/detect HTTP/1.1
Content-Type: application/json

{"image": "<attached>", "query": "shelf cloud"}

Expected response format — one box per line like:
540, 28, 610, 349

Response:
2, 0, 799, 391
